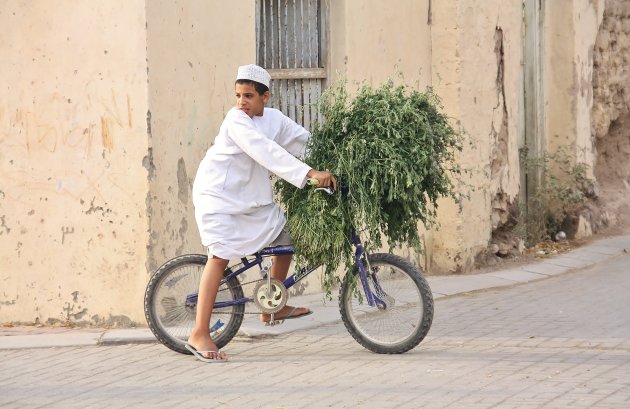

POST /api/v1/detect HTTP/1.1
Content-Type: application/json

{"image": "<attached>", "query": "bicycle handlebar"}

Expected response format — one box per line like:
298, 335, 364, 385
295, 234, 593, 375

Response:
306, 178, 335, 195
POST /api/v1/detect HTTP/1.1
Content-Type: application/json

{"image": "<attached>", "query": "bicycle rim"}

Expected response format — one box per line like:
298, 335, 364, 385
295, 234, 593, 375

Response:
340, 253, 433, 353
146, 255, 243, 354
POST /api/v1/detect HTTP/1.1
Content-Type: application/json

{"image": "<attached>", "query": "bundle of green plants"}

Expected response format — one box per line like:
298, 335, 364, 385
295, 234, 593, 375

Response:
275, 79, 463, 289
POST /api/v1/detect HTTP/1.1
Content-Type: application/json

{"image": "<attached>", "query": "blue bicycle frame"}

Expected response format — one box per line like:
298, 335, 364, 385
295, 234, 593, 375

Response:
185, 228, 385, 309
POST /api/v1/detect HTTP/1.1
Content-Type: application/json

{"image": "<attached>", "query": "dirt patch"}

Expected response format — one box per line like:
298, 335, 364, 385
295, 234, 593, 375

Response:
458, 227, 628, 278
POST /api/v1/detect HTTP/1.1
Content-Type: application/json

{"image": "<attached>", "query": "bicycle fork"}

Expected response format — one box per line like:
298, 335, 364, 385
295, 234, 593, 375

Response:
353, 231, 387, 309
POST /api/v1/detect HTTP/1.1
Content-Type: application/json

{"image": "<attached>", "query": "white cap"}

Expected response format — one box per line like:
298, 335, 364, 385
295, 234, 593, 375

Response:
236, 64, 271, 88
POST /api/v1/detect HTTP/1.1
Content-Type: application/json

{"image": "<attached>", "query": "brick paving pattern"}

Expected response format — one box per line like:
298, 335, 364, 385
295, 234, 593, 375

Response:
1, 254, 628, 408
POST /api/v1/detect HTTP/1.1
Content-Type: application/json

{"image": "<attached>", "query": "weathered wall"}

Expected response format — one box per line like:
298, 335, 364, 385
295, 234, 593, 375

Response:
0, 1, 150, 324
4, 0, 624, 325
328, 0, 432, 88
426, 1, 524, 272
329, 0, 523, 273
145, 0, 257, 271
544, 0, 605, 175
541, 0, 630, 238
592, 0, 630, 227
593, 0, 630, 143
573, 0, 605, 169
326, 0, 432, 270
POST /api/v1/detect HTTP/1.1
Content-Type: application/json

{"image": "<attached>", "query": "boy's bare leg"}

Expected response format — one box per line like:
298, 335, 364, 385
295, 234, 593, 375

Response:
187, 257, 229, 360
260, 254, 310, 322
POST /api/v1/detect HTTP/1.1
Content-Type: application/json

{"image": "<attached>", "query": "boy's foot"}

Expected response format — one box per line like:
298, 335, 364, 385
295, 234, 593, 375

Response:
260, 305, 312, 323
186, 335, 227, 361
185, 343, 227, 363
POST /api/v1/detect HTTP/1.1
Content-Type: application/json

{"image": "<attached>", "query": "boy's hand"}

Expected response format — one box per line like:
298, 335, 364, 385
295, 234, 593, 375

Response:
307, 169, 337, 192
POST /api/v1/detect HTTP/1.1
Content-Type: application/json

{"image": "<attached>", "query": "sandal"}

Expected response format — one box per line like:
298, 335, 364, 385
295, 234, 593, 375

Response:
261, 306, 313, 323
185, 343, 228, 363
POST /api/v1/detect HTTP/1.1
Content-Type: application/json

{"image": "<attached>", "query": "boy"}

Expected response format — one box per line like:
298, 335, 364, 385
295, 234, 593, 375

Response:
186, 64, 336, 362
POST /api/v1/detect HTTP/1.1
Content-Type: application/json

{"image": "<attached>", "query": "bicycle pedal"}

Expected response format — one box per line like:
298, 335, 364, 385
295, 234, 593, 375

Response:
265, 319, 285, 327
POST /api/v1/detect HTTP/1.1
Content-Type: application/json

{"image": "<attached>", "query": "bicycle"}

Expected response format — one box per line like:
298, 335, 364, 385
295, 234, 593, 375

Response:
144, 183, 434, 355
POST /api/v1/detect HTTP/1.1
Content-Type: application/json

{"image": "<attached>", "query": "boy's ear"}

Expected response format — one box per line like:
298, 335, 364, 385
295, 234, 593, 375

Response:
262, 90, 271, 103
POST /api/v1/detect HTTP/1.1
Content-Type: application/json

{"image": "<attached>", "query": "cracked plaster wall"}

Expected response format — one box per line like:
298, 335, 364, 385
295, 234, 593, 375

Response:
542, 0, 630, 236
1, 0, 257, 325
592, 0, 630, 183
593, 1, 630, 144
144, 1, 255, 272
545, 1, 605, 176
592, 0, 630, 228
330, 0, 523, 274
6, 0, 608, 324
0, 1, 150, 325
427, 1, 523, 272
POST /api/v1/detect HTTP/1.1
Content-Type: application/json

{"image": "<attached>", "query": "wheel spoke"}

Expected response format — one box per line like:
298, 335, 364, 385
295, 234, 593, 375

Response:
339, 253, 433, 354
144, 255, 245, 354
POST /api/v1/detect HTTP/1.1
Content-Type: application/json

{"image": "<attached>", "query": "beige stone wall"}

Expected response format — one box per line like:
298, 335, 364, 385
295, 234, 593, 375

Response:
0, 1, 150, 324
540, 0, 630, 238
592, 0, 630, 228
544, 0, 605, 176
425, 1, 524, 272
593, 0, 630, 142
0, 0, 259, 325
329, 1, 524, 274
145, 0, 257, 271
573, 0, 605, 169
3, 0, 622, 325
328, 0, 432, 88
326, 0, 433, 271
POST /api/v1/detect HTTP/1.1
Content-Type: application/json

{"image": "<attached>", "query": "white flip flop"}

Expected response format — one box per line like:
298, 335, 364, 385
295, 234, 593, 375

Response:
185, 343, 228, 363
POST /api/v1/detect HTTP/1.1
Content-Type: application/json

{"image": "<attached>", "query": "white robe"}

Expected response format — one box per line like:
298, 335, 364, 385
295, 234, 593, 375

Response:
192, 107, 311, 259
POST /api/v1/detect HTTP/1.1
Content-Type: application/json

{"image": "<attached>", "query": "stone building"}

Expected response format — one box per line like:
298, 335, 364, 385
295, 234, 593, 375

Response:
1, 0, 627, 325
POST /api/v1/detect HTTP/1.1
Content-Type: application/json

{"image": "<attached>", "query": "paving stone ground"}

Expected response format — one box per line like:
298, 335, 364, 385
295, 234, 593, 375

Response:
1, 252, 628, 409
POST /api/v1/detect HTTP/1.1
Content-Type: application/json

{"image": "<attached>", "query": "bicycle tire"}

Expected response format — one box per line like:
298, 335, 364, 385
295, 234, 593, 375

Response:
339, 253, 433, 354
144, 254, 245, 355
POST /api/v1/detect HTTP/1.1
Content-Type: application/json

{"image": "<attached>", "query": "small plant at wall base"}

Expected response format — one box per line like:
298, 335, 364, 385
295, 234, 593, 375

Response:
275, 79, 464, 293
522, 147, 596, 246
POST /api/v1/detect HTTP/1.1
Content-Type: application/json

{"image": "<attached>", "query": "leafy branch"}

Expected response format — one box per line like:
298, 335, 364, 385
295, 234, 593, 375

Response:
275, 79, 463, 289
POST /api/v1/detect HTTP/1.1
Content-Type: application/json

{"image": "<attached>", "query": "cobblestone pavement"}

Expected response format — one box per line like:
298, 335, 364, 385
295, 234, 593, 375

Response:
1, 253, 629, 409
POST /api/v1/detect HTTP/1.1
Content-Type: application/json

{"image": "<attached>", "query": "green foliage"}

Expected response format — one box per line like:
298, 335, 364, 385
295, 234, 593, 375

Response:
275, 79, 463, 285
522, 146, 595, 244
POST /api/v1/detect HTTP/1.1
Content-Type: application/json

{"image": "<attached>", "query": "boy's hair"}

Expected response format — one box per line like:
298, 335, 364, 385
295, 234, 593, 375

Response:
235, 79, 269, 95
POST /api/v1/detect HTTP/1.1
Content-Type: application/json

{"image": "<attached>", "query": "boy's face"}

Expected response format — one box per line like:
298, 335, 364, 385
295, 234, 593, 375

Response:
235, 83, 269, 118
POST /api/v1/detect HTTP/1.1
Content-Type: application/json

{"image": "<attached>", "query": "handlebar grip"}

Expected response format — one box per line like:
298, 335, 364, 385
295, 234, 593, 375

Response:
307, 177, 335, 195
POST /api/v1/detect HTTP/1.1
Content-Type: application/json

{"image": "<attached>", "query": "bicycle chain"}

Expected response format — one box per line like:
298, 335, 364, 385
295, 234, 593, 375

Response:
212, 311, 259, 315
213, 277, 275, 315
212, 262, 313, 316
219, 276, 265, 291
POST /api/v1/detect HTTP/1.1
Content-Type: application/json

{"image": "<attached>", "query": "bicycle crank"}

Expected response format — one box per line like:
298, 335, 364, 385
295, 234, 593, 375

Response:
252, 278, 288, 314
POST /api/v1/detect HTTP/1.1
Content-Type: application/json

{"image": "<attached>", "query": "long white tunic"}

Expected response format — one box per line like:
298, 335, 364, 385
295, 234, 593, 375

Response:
192, 107, 311, 259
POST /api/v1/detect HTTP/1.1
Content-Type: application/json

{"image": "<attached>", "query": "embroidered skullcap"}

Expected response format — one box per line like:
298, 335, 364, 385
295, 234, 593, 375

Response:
236, 64, 271, 88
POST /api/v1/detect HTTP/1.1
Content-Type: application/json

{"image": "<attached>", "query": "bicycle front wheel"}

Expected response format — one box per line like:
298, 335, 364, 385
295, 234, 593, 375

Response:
339, 253, 433, 354
144, 254, 245, 355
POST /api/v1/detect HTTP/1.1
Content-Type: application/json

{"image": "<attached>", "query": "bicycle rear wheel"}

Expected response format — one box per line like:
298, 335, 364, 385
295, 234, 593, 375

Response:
144, 254, 244, 355
339, 253, 433, 354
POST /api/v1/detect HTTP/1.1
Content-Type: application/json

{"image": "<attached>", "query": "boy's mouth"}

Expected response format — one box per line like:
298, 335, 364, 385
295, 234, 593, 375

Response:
239, 107, 254, 117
